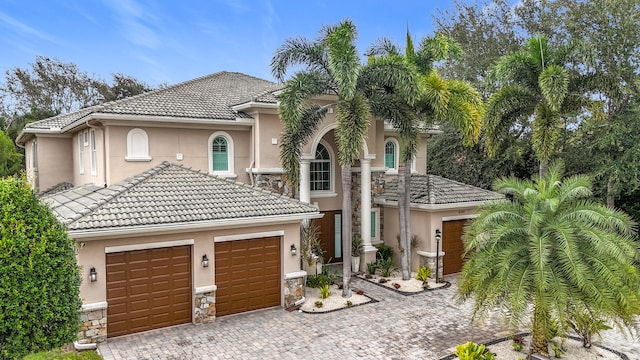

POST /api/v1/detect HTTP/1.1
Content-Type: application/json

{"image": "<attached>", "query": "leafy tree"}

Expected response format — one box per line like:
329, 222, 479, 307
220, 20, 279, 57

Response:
0, 129, 22, 177
483, 35, 591, 176
93, 73, 152, 102
1, 56, 100, 115
366, 31, 483, 280
0, 176, 81, 359
272, 20, 417, 295
458, 162, 640, 357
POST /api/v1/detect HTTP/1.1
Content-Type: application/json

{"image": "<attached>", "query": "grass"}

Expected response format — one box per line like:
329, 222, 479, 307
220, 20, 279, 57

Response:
23, 349, 101, 360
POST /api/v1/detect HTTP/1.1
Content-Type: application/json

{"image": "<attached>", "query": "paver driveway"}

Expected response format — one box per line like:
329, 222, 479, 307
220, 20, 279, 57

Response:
99, 276, 640, 360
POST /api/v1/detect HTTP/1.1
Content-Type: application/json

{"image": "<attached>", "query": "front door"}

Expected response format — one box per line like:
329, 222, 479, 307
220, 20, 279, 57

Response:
314, 210, 342, 263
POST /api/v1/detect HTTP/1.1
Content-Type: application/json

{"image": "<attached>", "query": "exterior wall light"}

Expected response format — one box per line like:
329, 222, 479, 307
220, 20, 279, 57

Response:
202, 254, 209, 268
290, 244, 297, 256
89, 267, 97, 282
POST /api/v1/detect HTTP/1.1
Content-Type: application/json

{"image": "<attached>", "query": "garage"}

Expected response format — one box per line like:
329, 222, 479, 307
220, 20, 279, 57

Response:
106, 246, 192, 337
442, 220, 468, 275
215, 236, 281, 316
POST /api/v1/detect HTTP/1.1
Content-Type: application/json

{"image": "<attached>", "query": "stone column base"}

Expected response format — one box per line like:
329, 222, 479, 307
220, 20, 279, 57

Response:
78, 302, 107, 344
194, 285, 217, 324
416, 250, 445, 280
284, 271, 307, 307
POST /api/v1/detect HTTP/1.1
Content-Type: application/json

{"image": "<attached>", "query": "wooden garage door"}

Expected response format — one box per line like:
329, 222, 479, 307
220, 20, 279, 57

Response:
442, 220, 468, 275
215, 237, 281, 316
106, 246, 192, 337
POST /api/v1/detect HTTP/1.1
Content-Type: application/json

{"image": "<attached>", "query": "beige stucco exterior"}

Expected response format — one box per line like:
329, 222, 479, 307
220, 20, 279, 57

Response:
76, 221, 302, 306
381, 204, 479, 272
24, 135, 74, 191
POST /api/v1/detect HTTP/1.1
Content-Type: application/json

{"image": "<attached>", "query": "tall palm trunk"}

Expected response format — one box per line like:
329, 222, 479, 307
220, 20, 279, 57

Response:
398, 162, 412, 280
539, 161, 548, 178
341, 164, 352, 297
530, 305, 550, 358
606, 176, 615, 208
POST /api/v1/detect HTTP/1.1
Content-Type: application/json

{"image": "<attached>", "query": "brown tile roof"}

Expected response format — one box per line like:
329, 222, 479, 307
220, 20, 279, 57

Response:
42, 162, 317, 231
23, 72, 282, 132
377, 174, 504, 205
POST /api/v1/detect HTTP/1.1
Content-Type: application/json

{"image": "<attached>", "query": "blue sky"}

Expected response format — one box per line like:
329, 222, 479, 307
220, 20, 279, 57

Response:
1, 0, 461, 87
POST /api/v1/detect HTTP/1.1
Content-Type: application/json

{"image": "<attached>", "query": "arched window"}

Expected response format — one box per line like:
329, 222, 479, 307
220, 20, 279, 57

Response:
385, 141, 396, 169
384, 138, 399, 173
126, 128, 151, 161
208, 132, 235, 176
310, 142, 332, 191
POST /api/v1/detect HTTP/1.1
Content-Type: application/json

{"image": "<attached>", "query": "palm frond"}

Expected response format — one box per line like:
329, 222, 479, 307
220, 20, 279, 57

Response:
334, 92, 370, 165
531, 104, 561, 163
271, 37, 327, 82
539, 64, 569, 111
365, 37, 399, 57
326, 20, 360, 100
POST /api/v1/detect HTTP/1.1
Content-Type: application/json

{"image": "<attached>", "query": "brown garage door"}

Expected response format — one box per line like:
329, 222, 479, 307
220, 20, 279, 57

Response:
215, 237, 281, 316
442, 220, 468, 275
106, 246, 192, 337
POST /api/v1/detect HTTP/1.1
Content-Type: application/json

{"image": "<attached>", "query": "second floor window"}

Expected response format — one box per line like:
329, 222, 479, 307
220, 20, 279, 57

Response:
310, 143, 331, 191
90, 129, 97, 176
385, 141, 396, 169
78, 134, 84, 174
126, 128, 151, 161
212, 136, 228, 171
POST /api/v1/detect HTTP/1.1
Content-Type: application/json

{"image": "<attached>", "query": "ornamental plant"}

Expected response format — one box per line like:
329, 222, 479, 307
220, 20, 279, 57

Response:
0, 176, 81, 359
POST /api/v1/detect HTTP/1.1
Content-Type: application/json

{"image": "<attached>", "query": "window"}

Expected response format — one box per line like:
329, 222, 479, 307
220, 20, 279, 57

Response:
78, 134, 84, 174
385, 141, 396, 169
126, 128, 151, 161
371, 208, 381, 243
310, 143, 331, 191
90, 129, 97, 176
208, 132, 234, 176
83, 131, 89, 146
384, 139, 399, 172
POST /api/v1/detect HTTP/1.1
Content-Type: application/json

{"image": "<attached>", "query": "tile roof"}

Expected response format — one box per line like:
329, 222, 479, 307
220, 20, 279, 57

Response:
42, 162, 317, 231
377, 174, 504, 205
24, 72, 282, 132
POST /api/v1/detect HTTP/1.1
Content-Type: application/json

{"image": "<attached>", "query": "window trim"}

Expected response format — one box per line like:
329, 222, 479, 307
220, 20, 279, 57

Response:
384, 138, 400, 174
310, 140, 335, 197
371, 208, 381, 244
90, 129, 97, 176
208, 131, 235, 177
78, 134, 84, 174
125, 128, 152, 161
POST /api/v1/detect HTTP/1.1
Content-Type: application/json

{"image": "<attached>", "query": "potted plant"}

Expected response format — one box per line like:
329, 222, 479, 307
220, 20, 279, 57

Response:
351, 234, 363, 272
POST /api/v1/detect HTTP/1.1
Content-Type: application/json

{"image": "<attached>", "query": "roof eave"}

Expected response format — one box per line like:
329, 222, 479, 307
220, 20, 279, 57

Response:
373, 198, 495, 211
67, 212, 322, 240
62, 113, 255, 132
231, 101, 279, 111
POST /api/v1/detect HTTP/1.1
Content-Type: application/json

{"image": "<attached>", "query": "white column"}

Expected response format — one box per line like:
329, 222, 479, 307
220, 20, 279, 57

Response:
360, 159, 372, 248
300, 159, 311, 204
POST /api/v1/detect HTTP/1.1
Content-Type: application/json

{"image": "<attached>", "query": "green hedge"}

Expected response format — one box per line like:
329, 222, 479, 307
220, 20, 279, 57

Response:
0, 176, 82, 359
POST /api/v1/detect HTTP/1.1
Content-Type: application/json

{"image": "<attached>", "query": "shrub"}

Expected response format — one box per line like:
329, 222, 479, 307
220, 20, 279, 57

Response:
319, 284, 331, 299
454, 341, 496, 360
376, 257, 397, 277
0, 177, 81, 359
314, 301, 323, 308
366, 261, 378, 275
375, 244, 394, 261
416, 266, 432, 281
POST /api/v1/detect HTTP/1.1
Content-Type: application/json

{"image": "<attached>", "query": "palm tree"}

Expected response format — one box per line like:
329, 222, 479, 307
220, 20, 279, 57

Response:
483, 35, 590, 176
272, 20, 417, 296
458, 161, 640, 357
366, 31, 483, 280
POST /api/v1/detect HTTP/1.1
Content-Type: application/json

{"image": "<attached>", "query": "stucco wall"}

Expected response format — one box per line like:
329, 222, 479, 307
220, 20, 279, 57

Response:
76, 222, 301, 306
381, 205, 478, 272
103, 125, 251, 185
33, 136, 74, 191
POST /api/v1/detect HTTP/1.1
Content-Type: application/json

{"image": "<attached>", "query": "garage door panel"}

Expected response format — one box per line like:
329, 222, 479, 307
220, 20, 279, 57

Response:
443, 220, 468, 275
106, 245, 192, 338
215, 237, 281, 317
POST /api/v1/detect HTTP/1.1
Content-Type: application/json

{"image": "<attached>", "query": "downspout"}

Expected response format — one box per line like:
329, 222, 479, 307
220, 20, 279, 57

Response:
86, 120, 107, 187
249, 118, 256, 186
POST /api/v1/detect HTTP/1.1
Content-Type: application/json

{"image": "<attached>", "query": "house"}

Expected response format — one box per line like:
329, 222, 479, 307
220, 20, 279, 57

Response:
16, 71, 501, 343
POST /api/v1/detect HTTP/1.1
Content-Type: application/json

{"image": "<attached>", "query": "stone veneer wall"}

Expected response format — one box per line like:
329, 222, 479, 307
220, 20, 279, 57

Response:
284, 272, 306, 307
418, 252, 444, 280
194, 288, 216, 324
254, 174, 293, 197
78, 305, 107, 344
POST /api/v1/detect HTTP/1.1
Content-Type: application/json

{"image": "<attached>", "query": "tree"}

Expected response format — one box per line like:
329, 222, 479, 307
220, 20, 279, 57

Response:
94, 73, 153, 102
367, 31, 483, 280
0, 176, 81, 359
483, 35, 590, 176
0, 129, 22, 177
458, 162, 640, 357
272, 20, 417, 296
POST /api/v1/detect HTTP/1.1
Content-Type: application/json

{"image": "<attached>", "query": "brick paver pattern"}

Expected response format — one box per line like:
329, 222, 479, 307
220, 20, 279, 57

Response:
99, 276, 640, 360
